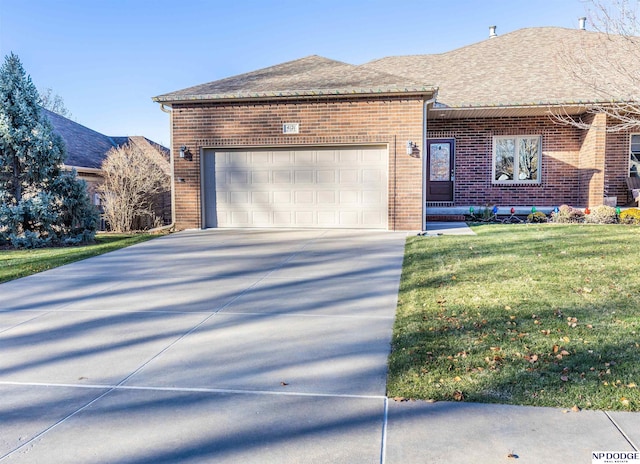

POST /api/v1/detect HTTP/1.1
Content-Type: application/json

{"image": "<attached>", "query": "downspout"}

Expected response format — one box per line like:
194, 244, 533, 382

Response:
149, 103, 176, 233
422, 91, 438, 232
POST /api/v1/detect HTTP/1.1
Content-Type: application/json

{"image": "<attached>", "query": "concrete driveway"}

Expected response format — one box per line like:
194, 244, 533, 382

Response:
0, 229, 407, 463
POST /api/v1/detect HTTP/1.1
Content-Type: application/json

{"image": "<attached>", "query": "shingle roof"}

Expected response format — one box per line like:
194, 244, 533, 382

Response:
153, 55, 435, 103
43, 108, 169, 170
362, 27, 636, 108
155, 27, 636, 109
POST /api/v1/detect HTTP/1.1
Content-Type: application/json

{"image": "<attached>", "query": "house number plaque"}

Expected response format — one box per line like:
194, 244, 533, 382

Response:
283, 123, 299, 134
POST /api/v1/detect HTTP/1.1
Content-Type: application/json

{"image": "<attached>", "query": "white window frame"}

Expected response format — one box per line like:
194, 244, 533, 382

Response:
630, 134, 640, 177
492, 135, 542, 184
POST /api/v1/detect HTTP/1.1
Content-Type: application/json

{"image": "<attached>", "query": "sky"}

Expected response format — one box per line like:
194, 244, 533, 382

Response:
1, 0, 593, 147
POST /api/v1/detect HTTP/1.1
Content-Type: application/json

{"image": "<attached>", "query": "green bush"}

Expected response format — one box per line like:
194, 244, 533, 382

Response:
551, 205, 585, 223
527, 211, 548, 223
585, 205, 618, 224
620, 208, 640, 225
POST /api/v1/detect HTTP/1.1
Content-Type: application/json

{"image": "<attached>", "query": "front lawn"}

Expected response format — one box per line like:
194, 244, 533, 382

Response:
389, 224, 640, 410
0, 233, 158, 284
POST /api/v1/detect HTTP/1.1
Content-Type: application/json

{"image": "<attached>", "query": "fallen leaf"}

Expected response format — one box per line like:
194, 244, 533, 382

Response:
280, 381, 289, 386
561, 375, 569, 382
453, 390, 464, 401
563, 336, 571, 343
454, 376, 462, 382
571, 405, 581, 412
507, 453, 519, 459
393, 397, 409, 402
628, 383, 637, 388
552, 345, 559, 353
621, 397, 630, 407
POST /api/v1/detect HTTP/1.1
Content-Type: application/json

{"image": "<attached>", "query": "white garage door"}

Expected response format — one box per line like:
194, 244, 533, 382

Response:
202, 146, 388, 229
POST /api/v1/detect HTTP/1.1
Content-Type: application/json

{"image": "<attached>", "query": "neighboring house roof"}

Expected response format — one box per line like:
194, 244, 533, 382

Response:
362, 27, 634, 109
42, 108, 169, 172
154, 27, 636, 116
43, 108, 121, 169
153, 55, 436, 103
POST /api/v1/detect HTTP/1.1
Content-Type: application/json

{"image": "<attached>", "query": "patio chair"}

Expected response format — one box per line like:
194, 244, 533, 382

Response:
627, 177, 640, 206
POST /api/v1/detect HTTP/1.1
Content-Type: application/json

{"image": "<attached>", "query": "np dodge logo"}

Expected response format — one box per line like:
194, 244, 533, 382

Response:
593, 451, 640, 463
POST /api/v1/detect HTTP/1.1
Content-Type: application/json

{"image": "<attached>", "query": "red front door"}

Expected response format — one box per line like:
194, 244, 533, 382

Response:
426, 139, 455, 202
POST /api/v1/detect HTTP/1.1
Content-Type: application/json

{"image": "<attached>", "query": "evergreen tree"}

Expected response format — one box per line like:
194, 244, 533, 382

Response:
0, 53, 97, 248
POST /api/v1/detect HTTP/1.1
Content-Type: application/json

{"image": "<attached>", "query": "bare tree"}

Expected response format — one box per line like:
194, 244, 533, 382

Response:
98, 143, 170, 233
38, 87, 73, 118
554, 0, 640, 131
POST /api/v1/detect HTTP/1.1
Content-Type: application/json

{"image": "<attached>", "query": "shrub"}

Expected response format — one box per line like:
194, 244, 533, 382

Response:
585, 205, 618, 224
551, 205, 585, 223
620, 208, 640, 225
527, 211, 548, 223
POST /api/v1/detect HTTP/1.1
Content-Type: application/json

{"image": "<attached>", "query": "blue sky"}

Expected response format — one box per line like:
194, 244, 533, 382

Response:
1, 0, 590, 147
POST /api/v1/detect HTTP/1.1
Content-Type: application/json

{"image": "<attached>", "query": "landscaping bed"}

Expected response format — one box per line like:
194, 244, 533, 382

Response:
388, 223, 640, 410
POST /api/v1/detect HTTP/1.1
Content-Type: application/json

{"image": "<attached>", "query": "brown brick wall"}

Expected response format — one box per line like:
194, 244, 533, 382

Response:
427, 116, 584, 207
171, 99, 637, 229
577, 113, 606, 206
171, 97, 425, 230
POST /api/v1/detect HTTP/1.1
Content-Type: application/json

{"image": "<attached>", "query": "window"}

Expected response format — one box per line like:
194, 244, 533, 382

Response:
493, 136, 541, 183
630, 134, 640, 177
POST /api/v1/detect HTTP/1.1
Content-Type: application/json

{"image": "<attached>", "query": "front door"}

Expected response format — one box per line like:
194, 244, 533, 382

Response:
426, 138, 455, 202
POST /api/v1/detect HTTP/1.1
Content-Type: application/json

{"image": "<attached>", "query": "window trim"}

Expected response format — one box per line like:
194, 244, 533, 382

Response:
492, 135, 542, 185
630, 133, 640, 177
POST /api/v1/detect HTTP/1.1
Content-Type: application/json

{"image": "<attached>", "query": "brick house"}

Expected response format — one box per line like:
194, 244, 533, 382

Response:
154, 26, 638, 231
44, 109, 172, 228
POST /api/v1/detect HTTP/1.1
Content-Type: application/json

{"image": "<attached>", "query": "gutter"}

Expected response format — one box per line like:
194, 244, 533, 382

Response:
422, 91, 439, 232
149, 103, 176, 233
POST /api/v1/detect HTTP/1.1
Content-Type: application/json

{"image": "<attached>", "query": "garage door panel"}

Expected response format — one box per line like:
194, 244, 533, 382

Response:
251, 191, 270, 204
273, 170, 292, 184
230, 191, 249, 204
273, 191, 292, 204
229, 171, 249, 184
339, 151, 358, 163
316, 170, 336, 183
317, 191, 336, 204
203, 146, 387, 229
294, 191, 314, 204
317, 151, 338, 164
294, 211, 314, 225
272, 152, 291, 164
339, 170, 359, 183
251, 171, 270, 183
294, 151, 313, 164
295, 171, 314, 184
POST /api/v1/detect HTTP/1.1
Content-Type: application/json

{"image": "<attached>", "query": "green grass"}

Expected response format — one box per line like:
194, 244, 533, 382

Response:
389, 224, 640, 411
0, 233, 159, 284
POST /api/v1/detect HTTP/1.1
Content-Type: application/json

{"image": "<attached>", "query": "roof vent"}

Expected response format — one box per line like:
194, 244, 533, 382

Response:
579, 17, 587, 30
489, 25, 497, 38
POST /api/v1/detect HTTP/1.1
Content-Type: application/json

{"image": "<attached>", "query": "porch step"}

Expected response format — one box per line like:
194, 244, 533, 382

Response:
427, 215, 466, 222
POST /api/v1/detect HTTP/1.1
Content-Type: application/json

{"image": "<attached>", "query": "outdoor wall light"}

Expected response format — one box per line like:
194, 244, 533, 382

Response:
179, 145, 187, 158
406, 141, 417, 155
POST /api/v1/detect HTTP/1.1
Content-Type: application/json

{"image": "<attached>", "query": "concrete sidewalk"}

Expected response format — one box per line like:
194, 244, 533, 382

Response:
0, 229, 638, 463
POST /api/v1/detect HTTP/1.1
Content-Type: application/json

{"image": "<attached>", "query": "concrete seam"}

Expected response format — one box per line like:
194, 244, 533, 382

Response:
604, 411, 639, 451
0, 380, 385, 401
0, 387, 116, 461
380, 396, 389, 464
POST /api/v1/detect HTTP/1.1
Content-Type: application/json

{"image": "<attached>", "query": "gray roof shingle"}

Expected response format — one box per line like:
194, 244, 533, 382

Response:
154, 27, 637, 109
153, 55, 435, 103
362, 27, 637, 108
43, 108, 169, 170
